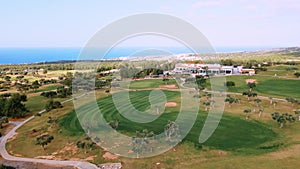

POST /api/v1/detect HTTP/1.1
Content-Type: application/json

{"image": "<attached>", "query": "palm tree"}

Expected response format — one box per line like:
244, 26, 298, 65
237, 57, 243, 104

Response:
244, 109, 251, 120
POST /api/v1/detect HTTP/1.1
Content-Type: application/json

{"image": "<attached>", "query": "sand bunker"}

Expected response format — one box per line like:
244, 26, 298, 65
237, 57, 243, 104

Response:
165, 102, 177, 107
103, 152, 119, 160
159, 84, 177, 89
245, 79, 257, 84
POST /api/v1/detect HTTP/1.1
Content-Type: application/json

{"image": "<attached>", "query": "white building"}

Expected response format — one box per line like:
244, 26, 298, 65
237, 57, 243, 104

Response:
172, 63, 252, 76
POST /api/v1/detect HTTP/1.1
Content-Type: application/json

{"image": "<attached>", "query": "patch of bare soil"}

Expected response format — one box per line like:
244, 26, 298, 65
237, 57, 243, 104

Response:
1, 123, 16, 135
245, 79, 257, 84
159, 84, 177, 89
102, 152, 119, 160
55, 143, 79, 155
165, 102, 177, 107
6, 133, 18, 143
85, 155, 97, 161
267, 144, 300, 159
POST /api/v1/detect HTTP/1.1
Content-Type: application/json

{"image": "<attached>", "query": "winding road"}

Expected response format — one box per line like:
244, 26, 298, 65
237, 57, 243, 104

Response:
0, 93, 99, 169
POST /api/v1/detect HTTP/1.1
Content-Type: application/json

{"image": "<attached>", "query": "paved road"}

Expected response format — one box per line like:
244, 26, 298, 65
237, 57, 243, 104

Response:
0, 93, 99, 169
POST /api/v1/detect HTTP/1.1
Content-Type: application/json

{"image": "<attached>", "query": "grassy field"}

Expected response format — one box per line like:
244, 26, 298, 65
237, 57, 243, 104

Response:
257, 65, 300, 77
25, 95, 70, 115
31, 84, 62, 93
63, 90, 277, 154
223, 75, 300, 99
118, 79, 178, 89
5, 76, 300, 168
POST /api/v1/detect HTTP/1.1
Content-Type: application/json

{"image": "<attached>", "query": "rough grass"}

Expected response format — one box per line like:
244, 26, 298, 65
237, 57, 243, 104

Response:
6, 91, 112, 164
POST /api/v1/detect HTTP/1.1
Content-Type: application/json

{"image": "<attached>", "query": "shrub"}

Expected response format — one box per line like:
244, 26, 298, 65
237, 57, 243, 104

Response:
225, 81, 235, 87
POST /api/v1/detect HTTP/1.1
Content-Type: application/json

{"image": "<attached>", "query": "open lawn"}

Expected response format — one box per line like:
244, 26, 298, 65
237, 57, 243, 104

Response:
223, 75, 300, 99
257, 65, 300, 77
25, 95, 70, 115
30, 84, 62, 93
118, 79, 178, 89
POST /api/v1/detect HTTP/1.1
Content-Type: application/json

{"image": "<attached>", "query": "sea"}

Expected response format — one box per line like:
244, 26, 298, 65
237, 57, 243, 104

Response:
0, 46, 277, 64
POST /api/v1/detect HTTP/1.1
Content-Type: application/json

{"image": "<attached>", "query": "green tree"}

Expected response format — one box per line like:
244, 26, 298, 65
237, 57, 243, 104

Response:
195, 75, 206, 90
203, 101, 211, 111
225, 96, 237, 108
272, 112, 295, 128
31, 80, 40, 92
286, 97, 298, 107
225, 81, 235, 87
247, 82, 256, 91
164, 120, 181, 145
4, 76, 11, 82
132, 129, 154, 158
108, 120, 120, 129
36, 134, 54, 150
253, 98, 262, 112
244, 109, 251, 120
0, 116, 8, 128
4, 94, 28, 118
294, 110, 300, 121
242, 91, 257, 101
43, 69, 48, 74
45, 100, 62, 112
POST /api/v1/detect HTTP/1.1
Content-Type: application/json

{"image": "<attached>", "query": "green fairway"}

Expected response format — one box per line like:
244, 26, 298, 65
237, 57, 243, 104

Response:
25, 95, 49, 114
224, 76, 300, 98
26, 95, 69, 114
118, 79, 178, 89
255, 79, 300, 98
32, 84, 62, 93
60, 90, 277, 154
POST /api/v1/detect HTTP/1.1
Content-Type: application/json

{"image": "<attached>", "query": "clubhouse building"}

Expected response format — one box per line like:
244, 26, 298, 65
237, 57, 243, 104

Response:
170, 63, 255, 76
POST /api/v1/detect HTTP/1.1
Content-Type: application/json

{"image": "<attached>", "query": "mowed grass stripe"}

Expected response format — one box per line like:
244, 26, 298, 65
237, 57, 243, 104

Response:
60, 90, 278, 154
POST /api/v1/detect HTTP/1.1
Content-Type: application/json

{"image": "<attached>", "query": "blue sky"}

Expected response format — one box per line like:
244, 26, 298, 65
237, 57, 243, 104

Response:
0, 0, 299, 48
